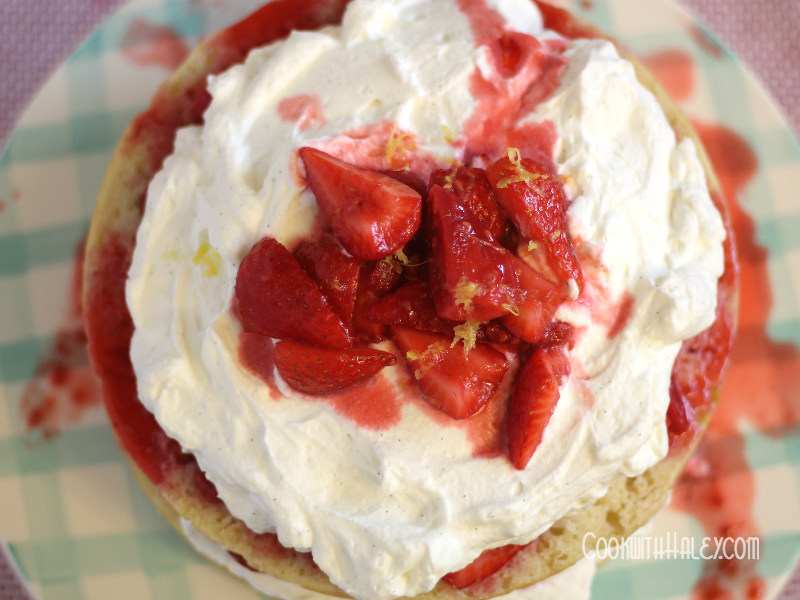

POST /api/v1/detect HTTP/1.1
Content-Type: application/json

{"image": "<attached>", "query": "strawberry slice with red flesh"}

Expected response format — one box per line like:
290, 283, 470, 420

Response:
391, 326, 508, 420
382, 169, 429, 197
365, 279, 457, 335
429, 166, 507, 241
299, 147, 423, 260
428, 184, 525, 322
274, 340, 396, 395
507, 345, 570, 469
486, 154, 583, 290
539, 320, 574, 349
362, 257, 404, 297
235, 237, 351, 349
443, 543, 527, 589
501, 257, 566, 343
367, 281, 517, 346
293, 235, 361, 326
350, 259, 404, 343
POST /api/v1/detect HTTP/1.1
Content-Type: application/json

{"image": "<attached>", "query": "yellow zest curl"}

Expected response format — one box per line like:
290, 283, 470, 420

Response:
192, 241, 222, 277
407, 341, 447, 379
451, 321, 480, 354
493, 147, 545, 190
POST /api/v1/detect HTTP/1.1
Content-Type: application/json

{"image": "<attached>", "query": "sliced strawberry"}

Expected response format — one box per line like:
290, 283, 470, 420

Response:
443, 543, 527, 589
350, 259, 404, 343
235, 237, 351, 349
391, 326, 508, 420
665, 381, 695, 440
507, 345, 570, 469
501, 257, 566, 343
299, 147, 422, 260
539, 320, 574, 349
429, 166, 506, 240
367, 281, 523, 348
428, 184, 525, 322
482, 321, 517, 346
294, 235, 361, 326
382, 169, 428, 197
274, 340, 396, 395
365, 280, 457, 335
486, 153, 583, 290
362, 257, 404, 297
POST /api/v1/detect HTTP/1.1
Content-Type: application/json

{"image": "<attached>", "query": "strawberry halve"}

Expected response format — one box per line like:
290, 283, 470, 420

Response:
83, 1, 737, 599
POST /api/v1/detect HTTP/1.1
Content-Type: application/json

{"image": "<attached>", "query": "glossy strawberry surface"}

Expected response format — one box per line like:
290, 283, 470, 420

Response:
299, 147, 422, 260
428, 184, 525, 322
486, 153, 583, 290
235, 237, 352, 349
507, 345, 571, 469
274, 340, 397, 394
294, 235, 361, 327
392, 326, 508, 420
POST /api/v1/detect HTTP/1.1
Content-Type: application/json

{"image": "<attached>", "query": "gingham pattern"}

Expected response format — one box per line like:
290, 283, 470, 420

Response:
1, 1, 799, 599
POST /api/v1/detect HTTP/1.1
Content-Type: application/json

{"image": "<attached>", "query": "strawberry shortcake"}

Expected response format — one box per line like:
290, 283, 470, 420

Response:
83, 0, 737, 599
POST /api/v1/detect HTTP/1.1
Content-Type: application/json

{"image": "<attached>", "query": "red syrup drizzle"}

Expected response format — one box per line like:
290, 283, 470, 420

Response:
277, 94, 326, 132
20, 238, 103, 439
238, 329, 405, 431
606, 291, 636, 340
312, 120, 440, 173
121, 19, 190, 71
456, 0, 565, 167
306, 377, 404, 431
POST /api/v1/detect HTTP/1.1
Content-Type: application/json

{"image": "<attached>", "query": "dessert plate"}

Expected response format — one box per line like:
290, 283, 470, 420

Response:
1, 1, 798, 599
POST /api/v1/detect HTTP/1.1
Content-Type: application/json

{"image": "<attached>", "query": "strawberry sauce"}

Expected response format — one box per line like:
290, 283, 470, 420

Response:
278, 94, 326, 131
121, 19, 190, 71
239, 329, 405, 430
238, 331, 278, 390
315, 377, 404, 430
20, 238, 103, 438
458, 1, 566, 166
641, 50, 695, 103
606, 291, 636, 340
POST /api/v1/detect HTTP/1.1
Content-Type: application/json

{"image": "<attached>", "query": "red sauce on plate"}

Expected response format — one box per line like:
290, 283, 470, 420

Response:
20, 238, 103, 439
121, 19, 190, 71
642, 50, 695, 103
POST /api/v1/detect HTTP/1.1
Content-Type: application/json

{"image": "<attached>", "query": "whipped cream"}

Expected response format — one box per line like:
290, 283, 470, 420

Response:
126, 1, 725, 599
